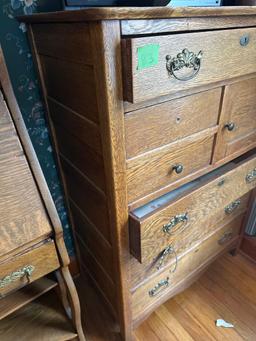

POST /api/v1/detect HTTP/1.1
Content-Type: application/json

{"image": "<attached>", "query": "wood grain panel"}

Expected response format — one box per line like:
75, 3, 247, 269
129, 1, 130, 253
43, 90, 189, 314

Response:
131, 217, 241, 323
48, 97, 102, 155
41, 56, 99, 123
213, 77, 256, 163
0, 240, 59, 297
121, 16, 256, 35
54, 124, 106, 193
0, 98, 52, 257
33, 23, 93, 64
123, 28, 256, 103
127, 129, 216, 203
70, 200, 113, 275
0, 91, 22, 160
60, 157, 110, 242
125, 88, 221, 158
78, 238, 116, 311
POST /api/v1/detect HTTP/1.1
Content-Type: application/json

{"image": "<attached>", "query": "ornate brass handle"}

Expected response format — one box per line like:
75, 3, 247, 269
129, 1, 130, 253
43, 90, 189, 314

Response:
246, 168, 256, 183
166, 48, 203, 81
0, 265, 35, 289
148, 277, 170, 297
172, 163, 184, 174
218, 230, 233, 245
224, 122, 236, 131
156, 245, 178, 272
225, 199, 241, 214
163, 213, 189, 235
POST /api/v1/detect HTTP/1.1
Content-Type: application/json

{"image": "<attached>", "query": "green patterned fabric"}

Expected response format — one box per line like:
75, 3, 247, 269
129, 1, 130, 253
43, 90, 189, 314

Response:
0, 0, 75, 256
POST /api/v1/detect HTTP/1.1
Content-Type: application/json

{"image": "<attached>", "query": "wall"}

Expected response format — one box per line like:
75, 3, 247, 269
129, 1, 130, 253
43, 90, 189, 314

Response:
0, 0, 75, 256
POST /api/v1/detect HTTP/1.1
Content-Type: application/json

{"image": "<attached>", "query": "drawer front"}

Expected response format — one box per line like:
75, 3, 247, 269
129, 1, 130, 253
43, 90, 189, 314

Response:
125, 88, 221, 159
129, 152, 256, 264
214, 78, 256, 163
0, 240, 59, 297
131, 216, 241, 322
123, 28, 256, 103
127, 131, 215, 203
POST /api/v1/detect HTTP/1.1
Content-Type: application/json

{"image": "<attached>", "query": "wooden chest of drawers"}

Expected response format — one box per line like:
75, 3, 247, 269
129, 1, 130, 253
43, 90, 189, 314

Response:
22, 6, 256, 340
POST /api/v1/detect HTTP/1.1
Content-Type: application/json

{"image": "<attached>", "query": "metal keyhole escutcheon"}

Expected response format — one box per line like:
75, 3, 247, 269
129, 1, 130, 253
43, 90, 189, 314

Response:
240, 34, 250, 47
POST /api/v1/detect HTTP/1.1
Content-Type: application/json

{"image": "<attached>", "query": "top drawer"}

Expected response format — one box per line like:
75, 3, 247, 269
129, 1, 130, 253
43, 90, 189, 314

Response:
123, 28, 256, 103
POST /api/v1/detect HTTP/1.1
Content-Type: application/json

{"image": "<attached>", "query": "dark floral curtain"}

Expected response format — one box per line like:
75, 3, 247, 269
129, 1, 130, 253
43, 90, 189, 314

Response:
0, 0, 75, 256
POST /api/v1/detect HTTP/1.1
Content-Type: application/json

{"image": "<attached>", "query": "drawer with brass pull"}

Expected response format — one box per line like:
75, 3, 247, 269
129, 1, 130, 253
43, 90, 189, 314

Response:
123, 28, 256, 103
0, 239, 59, 298
126, 129, 216, 203
129, 151, 256, 266
131, 215, 242, 323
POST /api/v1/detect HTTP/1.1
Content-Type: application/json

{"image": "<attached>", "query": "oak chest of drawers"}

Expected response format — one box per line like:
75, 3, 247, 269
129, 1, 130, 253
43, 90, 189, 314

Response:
22, 6, 256, 340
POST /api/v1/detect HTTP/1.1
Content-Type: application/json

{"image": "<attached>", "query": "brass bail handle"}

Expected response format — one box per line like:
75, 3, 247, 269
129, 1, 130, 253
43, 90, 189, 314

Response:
166, 48, 203, 81
163, 212, 189, 235
156, 245, 178, 272
148, 277, 170, 297
225, 199, 241, 214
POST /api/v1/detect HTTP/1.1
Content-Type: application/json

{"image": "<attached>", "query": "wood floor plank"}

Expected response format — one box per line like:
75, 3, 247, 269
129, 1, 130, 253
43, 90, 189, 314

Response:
174, 286, 243, 341
202, 270, 256, 333
147, 312, 178, 341
209, 258, 256, 308
195, 281, 256, 340
155, 305, 194, 341
134, 319, 160, 341
165, 299, 215, 341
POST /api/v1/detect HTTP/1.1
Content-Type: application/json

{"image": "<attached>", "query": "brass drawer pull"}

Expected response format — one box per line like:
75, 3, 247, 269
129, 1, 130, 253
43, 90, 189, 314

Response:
163, 213, 189, 235
172, 164, 184, 174
224, 122, 236, 131
157, 245, 178, 272
148, 277, 170, 297
0, 265, 35, 289
166, 48, 203, 81
218, 231, 233, 245
246, 168, 256, 183
225, 199, 241, 214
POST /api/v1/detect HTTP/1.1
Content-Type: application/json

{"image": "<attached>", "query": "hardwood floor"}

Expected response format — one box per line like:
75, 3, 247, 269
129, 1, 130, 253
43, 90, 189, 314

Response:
78, 253, 256, 341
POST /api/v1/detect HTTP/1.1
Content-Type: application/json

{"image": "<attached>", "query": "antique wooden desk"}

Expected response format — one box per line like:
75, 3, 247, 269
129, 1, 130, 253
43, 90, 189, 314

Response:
21, 7, 256, 340
0, 47, 85, 340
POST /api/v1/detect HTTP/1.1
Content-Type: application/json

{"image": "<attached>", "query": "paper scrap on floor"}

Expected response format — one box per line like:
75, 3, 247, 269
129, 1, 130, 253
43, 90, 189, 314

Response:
216, 319, 234, 328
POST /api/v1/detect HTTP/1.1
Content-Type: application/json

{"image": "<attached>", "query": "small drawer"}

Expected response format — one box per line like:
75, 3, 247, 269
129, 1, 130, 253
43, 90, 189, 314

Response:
131, 216, 242, 323
0, 239, 59, 298
214, 77, 256, 163
125, 88, 221, 159
126, 130, 215, 203
123, 28, 256, 103
129, 151, 256, 265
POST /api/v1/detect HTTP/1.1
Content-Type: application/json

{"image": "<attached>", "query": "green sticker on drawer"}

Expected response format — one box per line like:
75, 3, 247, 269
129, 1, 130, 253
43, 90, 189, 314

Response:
137, 44, 160, 70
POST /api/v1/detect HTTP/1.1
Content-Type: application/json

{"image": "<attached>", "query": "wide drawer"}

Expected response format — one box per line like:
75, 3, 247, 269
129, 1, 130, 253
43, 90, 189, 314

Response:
125, 88, 221, 159
129, 151, 256, 264
123, 28, 256, 103
126, 129, 215, 203
131, 216, 241, 323
0, 239, 59, 298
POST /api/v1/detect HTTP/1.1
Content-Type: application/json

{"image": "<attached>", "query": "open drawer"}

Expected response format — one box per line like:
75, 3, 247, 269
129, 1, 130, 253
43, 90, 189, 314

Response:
129, 150, 256, 264
123, 28, 256, 103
